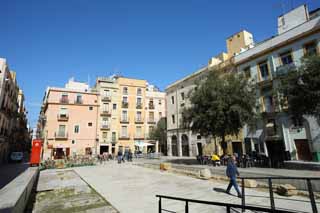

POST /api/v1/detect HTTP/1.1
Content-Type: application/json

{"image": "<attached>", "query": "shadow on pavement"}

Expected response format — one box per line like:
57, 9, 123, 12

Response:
0, 159, 30, 189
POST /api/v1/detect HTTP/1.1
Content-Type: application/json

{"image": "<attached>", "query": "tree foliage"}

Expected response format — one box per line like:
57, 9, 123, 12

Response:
280, 55, 320, 122
182, 69, 256, 154
149, 118, 167, 152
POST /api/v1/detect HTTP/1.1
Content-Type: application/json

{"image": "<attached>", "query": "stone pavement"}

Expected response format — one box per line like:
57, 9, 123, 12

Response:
74, 162, 319, 213
31, 169, 118, 213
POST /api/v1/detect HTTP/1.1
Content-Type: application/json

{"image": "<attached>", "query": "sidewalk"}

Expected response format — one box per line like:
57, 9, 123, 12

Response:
74, 162, 319, 213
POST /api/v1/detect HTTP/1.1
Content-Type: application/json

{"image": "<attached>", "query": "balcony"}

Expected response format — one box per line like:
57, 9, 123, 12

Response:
134, 134, 144, 140
275, 63, 296, 78
100, 110, 111, 116
55, 132, 68, 139
135, 117, 144, 124
57, 114, 69, 121
148, 118, 156, 124
100, 124, 110, 130
101, 95, 111, 102
60, 98, 69, 104
120, 117, 129, 124
149, 103, 155, 110
122, 102, 128, 108
119, 134, 130, 140
136, 103, 143, 109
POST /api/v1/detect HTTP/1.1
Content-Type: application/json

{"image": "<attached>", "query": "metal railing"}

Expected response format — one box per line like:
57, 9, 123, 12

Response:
157, 176, 320, 213
239, 176, 320, 213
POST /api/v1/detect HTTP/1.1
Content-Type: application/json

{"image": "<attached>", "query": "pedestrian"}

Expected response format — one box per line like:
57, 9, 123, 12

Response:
117, 150, 123, 164
128, 149, 133, 162
225, 155, 242, 198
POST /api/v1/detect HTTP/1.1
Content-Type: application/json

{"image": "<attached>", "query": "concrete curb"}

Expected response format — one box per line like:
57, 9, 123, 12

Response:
0, 167, 39, 213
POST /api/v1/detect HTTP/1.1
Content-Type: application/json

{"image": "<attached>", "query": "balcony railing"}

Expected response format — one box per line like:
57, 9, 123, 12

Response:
148, 118, 156, 124
136, 103, 143, 109
122, 102, 128, 108
134, 135, 144, 140
275, 63, 296, 78
135, 117, 144, 124
101, 95, 111, 102
119, 134, 130, 140
100, 110, 111, 116
60, 98, 69, 104
55, 132, 68, 139
57, 114, 69, 121
120, 117, 129, 123
100, 124, 110, 130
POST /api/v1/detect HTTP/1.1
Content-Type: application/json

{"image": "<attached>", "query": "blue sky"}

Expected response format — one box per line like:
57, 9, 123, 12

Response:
1, 0, 319, 128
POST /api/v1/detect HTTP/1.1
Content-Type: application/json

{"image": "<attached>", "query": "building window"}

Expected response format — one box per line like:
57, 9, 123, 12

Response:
59, 107, 68, 117
74, 125, 80, 133
304, 41, 318, 56
113, 104, 117, 110
159, 100, 162, 105
58, 125, 66, 136
149, 112, 154, 122
279, 51, 293, 65
243, 66, 251, 79
258, 61, 269, 81
181, 92, 185, 100
197, 135, 201, 140
72, 140, 75, 144
103, 89, 110, 97
60, 93, 69, 103
76, 94, 82, 104
263, 96, 274, 113
137, 88, 142, 96
149, 126, 154, 134
137, 97, 142, 105
172, 115, 175, 124
88, 122, 93, 127
102, 132, 108, 138
121, 126, 128, 137
102, 103, 109, 112
123, 96, 128, 103
89, 106, 93, 110
136, 126, 142, 137
171, 96, 174, 104
123, 87, 128, 95
112, 132, 116, 142
122, 111, 128, 121
159, 112, 162, 118
136, 111, 142, 121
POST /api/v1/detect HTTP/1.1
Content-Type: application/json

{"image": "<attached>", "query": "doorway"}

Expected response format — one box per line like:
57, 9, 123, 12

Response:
181, 134, 189, 156
197, 143, 203, 156
100, 145, 109, 154
295, 139, 312, 161
171, 135, 178, 156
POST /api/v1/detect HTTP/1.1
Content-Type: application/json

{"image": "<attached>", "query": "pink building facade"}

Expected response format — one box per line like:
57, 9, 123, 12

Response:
42, 83, 99, 159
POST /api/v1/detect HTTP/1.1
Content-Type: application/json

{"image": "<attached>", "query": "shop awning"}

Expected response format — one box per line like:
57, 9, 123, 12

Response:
246, 129, 263, 139
134, 141, 155, 147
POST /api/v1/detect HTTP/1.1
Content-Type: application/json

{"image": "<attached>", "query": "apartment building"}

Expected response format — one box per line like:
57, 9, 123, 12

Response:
0, 58, 29, 164
40, 79, 99, 159
94, 76, 166, 155
166, 4, 320, 163
166, 32, 250, 157
235, 5, 320, 163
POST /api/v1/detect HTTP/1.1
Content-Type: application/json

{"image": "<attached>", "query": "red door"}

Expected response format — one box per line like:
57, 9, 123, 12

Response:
295, 140, 312, 161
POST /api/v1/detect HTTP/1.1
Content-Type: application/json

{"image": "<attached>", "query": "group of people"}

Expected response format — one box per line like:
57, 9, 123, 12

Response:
117, 149, 133, 163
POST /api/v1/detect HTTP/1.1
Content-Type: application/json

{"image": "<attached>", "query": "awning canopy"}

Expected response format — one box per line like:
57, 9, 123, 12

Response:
134, 141, 155, 147
246, 129, 263, 139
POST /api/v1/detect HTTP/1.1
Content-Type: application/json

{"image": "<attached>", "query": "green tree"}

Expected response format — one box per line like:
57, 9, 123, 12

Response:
182, 69, 256, 155
149, 118, 167, 154
280, 55, 320, 123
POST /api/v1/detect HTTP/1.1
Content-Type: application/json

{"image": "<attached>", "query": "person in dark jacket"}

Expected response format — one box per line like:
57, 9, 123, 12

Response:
117, 150, 123, 164
226, 155, 242, 198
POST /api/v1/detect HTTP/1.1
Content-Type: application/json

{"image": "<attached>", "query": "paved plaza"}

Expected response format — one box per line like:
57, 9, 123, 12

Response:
73, 161, 319, 213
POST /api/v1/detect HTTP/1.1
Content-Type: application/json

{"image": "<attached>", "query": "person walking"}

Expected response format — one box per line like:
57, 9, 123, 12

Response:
117, 150, 123, 164
226, 155, 242, 198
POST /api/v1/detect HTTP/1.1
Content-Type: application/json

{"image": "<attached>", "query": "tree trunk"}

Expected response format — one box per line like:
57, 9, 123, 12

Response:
221, 134, 227, 155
